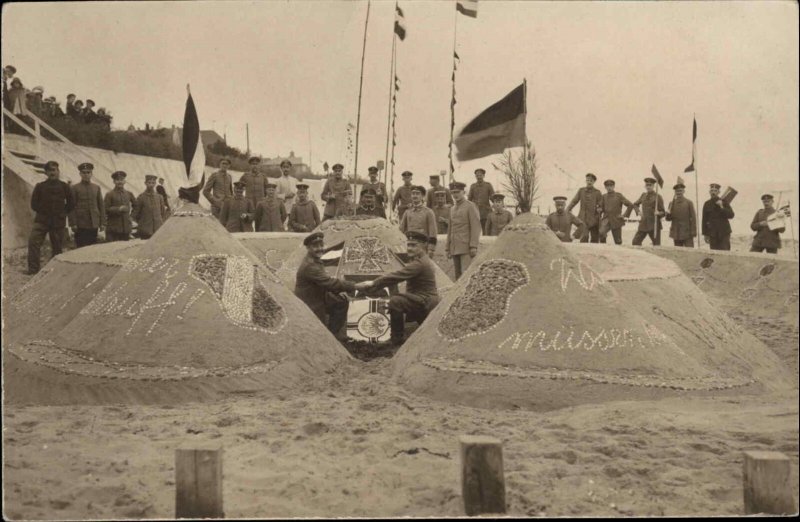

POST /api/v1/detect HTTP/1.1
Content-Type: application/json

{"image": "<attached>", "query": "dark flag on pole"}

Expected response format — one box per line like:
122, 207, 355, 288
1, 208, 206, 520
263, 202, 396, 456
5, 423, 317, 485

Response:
453, 83, 525, 161
394, 4, 406, 41
684, 117, 697, 173
651, 164, 664, 189
178, 84, 206, 203
456, 0, 478, 18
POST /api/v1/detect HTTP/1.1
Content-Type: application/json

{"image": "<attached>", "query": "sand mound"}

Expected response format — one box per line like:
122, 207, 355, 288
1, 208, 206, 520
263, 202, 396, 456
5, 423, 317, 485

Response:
5, 203, 351, 405
392, 213, 792, 411
236, 232, 304, 275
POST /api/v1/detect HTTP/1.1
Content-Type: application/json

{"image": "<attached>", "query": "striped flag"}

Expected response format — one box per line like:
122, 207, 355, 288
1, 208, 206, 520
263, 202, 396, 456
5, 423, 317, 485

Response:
394, 3, 406, 41
684, 117, 697, 173
454, 83, 525, 161
178, 84, 205, 203
456, 0, 478, 18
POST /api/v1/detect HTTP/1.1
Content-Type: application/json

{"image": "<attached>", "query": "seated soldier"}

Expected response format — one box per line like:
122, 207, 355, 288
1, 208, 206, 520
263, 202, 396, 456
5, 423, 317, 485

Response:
356, 188, 386, 218
295, 232, 356, 340
356, 231, 439, 346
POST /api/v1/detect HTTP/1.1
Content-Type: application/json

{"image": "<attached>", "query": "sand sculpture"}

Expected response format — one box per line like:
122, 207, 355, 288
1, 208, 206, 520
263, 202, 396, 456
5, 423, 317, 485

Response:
393, 213, 792, 411
4, 203, 351, 405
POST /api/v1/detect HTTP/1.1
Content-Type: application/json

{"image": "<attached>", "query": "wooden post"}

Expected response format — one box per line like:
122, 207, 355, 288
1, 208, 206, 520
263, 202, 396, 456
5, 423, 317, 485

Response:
743, 451, 796, 515
460, 435, 506, 516
175, 444, 224, 519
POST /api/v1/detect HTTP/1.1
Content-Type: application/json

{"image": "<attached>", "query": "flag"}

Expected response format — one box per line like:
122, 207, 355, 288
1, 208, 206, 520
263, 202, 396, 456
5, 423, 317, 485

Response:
651, 164, 664, 188
453, 83, 525, 161
394, 4, 406, 41
456, 0, 478, 18
178, 84, 205, 203
676, 175, 685, 186
684, 117, 697, 173
395, 74, 400, 92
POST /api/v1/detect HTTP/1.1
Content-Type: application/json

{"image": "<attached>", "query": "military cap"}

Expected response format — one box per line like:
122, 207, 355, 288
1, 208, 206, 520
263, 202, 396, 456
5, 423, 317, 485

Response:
491, 193, 506, 201
219, 157, 231, 165
585, 172, 597, 181
74, 100, 84, 106
332, 163, 344, 171
644, 177, 657, 184
411, 185, 426, 195
429, 174, 441, 180
248, 156, 261, 164
233, 181, 246, 188
280, 160, 292, 167
474, 168, 486, 175
433, 189, 447, 195
86, 99, 95, 105
553, 196, 568, 202
5, 65, 17, 74
304, 232, 324, 246
709, 183, 721, 189
673, 183, 686, 190
44, 160, 59, 170
44, 96, 56, 102
761, 194, 774, 201
78, 162, 94, 171
145, 174, 158, 182
32, 86, 44, 94
296, 183, 309, 190
450, 181, 467, 191
604, 179, 615, 186
401, 170, 413, 178
361, 188, 377, 196
111, 170, 127, 180
368, 166, 379, 173
405, 231, 429, 243
67, 92, 75, 98
265, 183, 277, 189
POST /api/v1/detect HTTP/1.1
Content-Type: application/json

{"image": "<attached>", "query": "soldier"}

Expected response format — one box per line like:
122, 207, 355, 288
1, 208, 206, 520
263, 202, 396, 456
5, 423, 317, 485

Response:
356, 188, 386, 218
665, 182, 697, 247
360, 166, 388, 211
27, 160, 75, 274
132, 174, 168, 239
468, 168, 495, 230
288, 183, 321, 232
335, 187, 356, 218
567, 172, 603, 243
447, 181, 481, 279
104, 171, 136, 242
399, 185, 438, 255
254, 183, 287, 231
546, 196, 585, 242
321, 163, 351, 220
295, 231, 356, 340
750, 194, 785, 254
431, 189, 451, 234
218, 181, 254, 232
484, 193, 514, 236
275, 159, 299, 218
599, 179, 636, 245
68, 162, 105, 248
628, 177, 666, 246
156, 177, 171, 215
702, 183, 735, 250
392, 170, 415, 220
426, 174, 453, 209
203, 157, 233, 217
356, 231, 440, 346
239, 156, 268, 208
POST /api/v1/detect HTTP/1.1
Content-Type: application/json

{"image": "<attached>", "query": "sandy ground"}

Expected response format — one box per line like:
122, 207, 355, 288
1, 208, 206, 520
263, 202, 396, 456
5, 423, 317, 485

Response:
3, 244, 799, 519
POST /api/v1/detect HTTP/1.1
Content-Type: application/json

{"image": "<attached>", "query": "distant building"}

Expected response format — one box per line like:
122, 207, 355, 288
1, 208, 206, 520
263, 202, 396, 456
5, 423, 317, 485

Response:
263, 151, 311, 177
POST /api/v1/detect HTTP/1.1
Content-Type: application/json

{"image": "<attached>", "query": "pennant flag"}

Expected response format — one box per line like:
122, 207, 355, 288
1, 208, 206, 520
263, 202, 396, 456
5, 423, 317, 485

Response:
454, 51, 460, 61
651, 164, 664, 188
456, 0, 478, 18
684, 117, 697, 173
395, 75, 400, 92
453, 83, 525, 161
178, 84, 205, 203
676, 175, 685, 186
394, 4, 406, 41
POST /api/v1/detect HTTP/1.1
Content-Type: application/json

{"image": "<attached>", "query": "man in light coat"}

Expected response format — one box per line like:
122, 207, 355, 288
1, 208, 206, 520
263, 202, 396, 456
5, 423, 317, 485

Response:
203, 158, 233, 217
446, 181, 481, 280
68, 162, 105, 248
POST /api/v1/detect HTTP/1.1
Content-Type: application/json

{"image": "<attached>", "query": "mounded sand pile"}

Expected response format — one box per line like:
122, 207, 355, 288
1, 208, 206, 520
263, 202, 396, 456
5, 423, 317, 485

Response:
5, 203, 351, 405
393, 213, 792, 411
236, 232, 304, 275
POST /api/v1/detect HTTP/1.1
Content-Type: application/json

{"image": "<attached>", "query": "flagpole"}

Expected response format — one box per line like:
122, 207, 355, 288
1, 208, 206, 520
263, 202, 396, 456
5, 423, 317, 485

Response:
693, 114, 700, 248
353, 0, 372, 202
448, 5, 459, 185
384, 11, 398, 220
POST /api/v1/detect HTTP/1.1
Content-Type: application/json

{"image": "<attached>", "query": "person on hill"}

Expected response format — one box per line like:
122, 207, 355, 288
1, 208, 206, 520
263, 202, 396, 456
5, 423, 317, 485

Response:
468, 168, 495, 231
295, 231, 356, 340
665, 182, 697, 248
254, 183, 287, 231
392, 170, 415, 220
335, 187, 356, 218
400, 185, 438, 255
702, 183, 735, 251
750, 194, 785, 254
447, 181, 481, 280
156, 177, 171, 216
133, 174, 167, 239
203, 157, 234, 217
72, 100, 85, 121
567, 172, 603, 243
321, 163, 351, 220
546, 196, 585, 243
104, 171, 136, 242
356, 231, 440, 346
426, 174, 453, 209
26, 86, 44, 116
83, 99, 98, 124
360, 166, 388, 212
218, 181, 254, 232
288, 183, 321, 232
628, 177, 665, 246
65, 93, 78, 118
68, 162, 105, 248
27, 160, 75, 275
2, 65, 16, 111
431, 189, 451, 234
356, 188, 386, 219
275, 159, 299, 220
7, 78, 29, 118
96, 108, 112, 129
240, 157, 268, 208
599, 179, 636, 245
484, 193, 514, 236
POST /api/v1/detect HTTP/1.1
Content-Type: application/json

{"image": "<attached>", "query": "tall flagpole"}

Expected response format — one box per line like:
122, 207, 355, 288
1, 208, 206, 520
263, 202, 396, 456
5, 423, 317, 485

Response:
693, 114, 700, 248
353, 0, 372, 202
384, 9, 398, 220
448, 5, 459, 185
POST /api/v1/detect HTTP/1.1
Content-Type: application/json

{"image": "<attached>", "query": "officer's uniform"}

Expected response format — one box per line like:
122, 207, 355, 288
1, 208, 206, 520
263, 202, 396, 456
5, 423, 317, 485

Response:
218, 183, 254, 232
447, 182, 482, 280
426, 177, 453, 209
599, 182, 635, 245
255, 191, 287, 232
750, 195, 784, 254
629, 178, 665, 246
288, 185, 321, 232
400, 187, 437, 245
104, 172, 136, 242
239, 162, 268, 208
567, 176, 603, 243
702, 184, 734, 251
360, 167, 388, 210
545, 197, 584, 243
665, 185, 697, 248
392, 179, 415, 220
203, 169, 233, 217
133, 176, 167, 239
484, 194, 514, 236
27, 169, 75, 273
321, 166, 351, 219
355, 188, 386, 218
68, 163, 106, 248
468, 177, 495, 230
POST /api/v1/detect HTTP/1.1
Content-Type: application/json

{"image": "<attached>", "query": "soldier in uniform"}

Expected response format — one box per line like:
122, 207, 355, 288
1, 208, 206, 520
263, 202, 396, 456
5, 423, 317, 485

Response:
468, 168, 495, 230
156, 177, 171, 216
628, 177, 666, 246
203, 157, 233, 217
239, 156, 268, 208
400, 185, 438, 255
295, 231, 356, 340
275, 159, 299, 219
484, 193, 514, 236
335, 187, 356, 218
567, 173, 603, 243
254, 183, 287, 231
750, 194, 785, 254
360, 166, 388, 211
447, 181, 481, 280
546, 196, 585, 242
599, 179, 636, 245
356, 231, 440, 346
321, 163, 351, 220
132, 174, 168, 239
356, 188, 386, 218
426, 174, 453, 209
68, 162, 105, 248
27, 160, 75, 274
288, 183, 321, 232
392, 171, 415, 220
104, 171, 136, 242
432, 189, 451, 234
665, 182, 697, 247
702, 183, 735, 250
218, 181, 254, 232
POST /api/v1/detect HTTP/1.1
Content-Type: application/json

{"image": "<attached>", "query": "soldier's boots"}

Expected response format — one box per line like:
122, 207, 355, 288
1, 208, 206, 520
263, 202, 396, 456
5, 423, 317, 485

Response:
390, 312, 405, 346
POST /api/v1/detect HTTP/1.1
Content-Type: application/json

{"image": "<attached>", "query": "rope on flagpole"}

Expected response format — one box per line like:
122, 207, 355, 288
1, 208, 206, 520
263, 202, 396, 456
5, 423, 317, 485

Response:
353, 0, 372, 203
383, 8, 398, 221
448, 5, 459, 185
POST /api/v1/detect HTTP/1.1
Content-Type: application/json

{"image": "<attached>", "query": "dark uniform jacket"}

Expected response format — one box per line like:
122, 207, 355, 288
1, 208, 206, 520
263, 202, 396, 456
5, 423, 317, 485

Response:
545, 210, 584, 242
31, 178, 75, 228
485, 209, 514, 236
702, 197, 734, 238
468, 181, 495, 220
132, 190, 167, 237
372, 255, 439, 302
751, 208, 784, 250
289, 200, 321, 232
600, 192, 635, 230
239, 171, 269, 207
355, 204, 386, 219
321, 177, 351, 218
628, 192, 665, 232
666, 197, 697, 240
392, 185, 414, 216
568, 186, 603, 228
68, 181, 105, 229
255, 198, 287, 232
360, 181, 388, 208
295, 254, 356, 321
203, 170, 233, 210
104, 187, 136, 235
426, 187, 454, 208
219, 196, 254, 232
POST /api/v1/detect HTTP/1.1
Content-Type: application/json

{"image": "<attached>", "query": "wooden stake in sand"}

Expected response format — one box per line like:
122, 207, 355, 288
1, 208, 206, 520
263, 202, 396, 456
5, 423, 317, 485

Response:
459, 435, 506, 516
175, 444, 224, 519
743, 451, 796, 515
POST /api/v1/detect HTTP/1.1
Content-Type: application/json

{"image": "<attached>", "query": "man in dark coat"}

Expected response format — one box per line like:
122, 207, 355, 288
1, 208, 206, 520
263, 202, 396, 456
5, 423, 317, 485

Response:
546, 196, 584, 242
665, 182, 697, 247
567, 172, 603, 243
392, 170, 415, 220
27, 161, 75, 274
104, 171, 136, 242
133, 174, 167, 239
239, 157, 269, 208
426, 174, 453, 209
203, 158, 233, 217
218, 181, 254, 232
750, 194, 785, 254
360, 166, 389, 212
288, 184, 321, 232
321, 163, 352, 220
484, 193, 514, 236
356, 188, 386, 218
68, 162, 105, 248
468, 168, 495, 230
701, 183, 735, 250
599, 179, 636, 245
628, 177, 666, 246
156, 177, 171, 215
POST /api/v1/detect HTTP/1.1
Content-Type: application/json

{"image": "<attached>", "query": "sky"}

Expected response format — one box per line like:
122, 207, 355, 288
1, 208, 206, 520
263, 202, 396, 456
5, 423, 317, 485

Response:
3, 1, 798, 234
